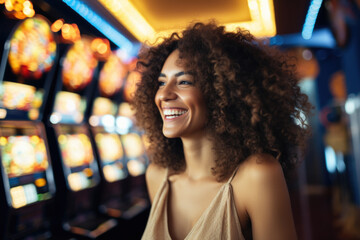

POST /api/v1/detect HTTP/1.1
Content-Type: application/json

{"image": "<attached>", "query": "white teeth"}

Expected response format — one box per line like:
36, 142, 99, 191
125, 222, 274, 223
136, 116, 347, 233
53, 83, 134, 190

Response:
163, 109, 187, 119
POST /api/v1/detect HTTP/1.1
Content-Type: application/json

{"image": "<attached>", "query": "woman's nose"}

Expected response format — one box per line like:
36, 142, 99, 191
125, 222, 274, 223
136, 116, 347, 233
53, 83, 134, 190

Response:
157, 84, 177, 101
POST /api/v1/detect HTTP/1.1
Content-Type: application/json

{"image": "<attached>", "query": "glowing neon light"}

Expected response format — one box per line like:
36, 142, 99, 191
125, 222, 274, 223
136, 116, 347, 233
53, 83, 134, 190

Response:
62, 0, 139, 57
302, 0, 323, 40
325, 146, 336, 173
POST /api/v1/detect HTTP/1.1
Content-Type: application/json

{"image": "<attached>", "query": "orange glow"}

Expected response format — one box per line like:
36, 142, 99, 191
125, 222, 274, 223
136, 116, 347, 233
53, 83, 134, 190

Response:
35, 178, 47, 187
61, 23, 80, 42
51, 19, 64, 32
14, 11, 26, 19
4, 0, 35, 19
97, 42, 108, 54
71, 23, 81, 41
23, 7, 35, 17
13, 1, 22, 11
91, 38, 110, 60
62, 23, 70, 34
22, 0, 31, 8
5, 0, 14, 11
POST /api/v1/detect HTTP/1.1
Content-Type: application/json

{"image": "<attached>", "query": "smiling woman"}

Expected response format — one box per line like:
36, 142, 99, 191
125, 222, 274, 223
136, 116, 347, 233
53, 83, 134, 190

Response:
132, 22, 312, 240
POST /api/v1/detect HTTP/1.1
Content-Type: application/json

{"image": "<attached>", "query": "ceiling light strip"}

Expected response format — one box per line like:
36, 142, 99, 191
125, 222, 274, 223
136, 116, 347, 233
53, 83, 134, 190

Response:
62, 0, 136, 55
97, 0, 276, 43
226, 0, 276, 38
97, 0, 155, 43
302, 0, 323, 40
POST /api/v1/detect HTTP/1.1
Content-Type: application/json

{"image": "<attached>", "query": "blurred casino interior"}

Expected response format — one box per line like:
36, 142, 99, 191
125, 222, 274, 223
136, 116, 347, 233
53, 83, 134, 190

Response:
0, 0, 360, 239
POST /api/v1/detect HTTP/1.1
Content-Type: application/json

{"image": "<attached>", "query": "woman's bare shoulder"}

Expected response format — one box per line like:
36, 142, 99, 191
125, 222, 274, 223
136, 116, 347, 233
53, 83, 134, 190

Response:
145, 163, 167, 203
232, 153, 297, 240
242, 153, 283, 177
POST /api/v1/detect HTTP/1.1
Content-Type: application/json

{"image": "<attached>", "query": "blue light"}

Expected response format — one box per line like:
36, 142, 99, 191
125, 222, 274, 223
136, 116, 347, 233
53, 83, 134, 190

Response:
62, 0, 139, 57
325, 146, 336, 173
302, 0, 323, 40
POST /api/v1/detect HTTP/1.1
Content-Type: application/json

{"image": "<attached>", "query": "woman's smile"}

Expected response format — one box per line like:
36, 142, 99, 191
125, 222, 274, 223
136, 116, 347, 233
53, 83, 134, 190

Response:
162, 108, 188, 120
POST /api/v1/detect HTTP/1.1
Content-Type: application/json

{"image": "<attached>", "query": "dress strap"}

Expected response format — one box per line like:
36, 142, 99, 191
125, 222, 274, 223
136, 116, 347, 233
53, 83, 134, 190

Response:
164, 167, 169, 181
227, 165, 240, 184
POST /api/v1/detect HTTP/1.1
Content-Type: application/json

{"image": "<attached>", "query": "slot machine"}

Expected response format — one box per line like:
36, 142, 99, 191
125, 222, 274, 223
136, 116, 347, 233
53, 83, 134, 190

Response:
88, 51, 129, 215
116, 62, 151, 235
45, 37, 117, 239
89, 53, 149, 239
0, 16, 57, 239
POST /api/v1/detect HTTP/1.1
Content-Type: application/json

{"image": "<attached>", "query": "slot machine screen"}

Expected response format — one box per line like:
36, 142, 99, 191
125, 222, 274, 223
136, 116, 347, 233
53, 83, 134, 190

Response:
0, 16, 57, 120
61, 38, 97, 92
116, 102, 134, 134
55, 125, 98, 191
121, 133, 146, 177
94, 132, 127, 182
0, 81, 36, 111
7, 16, 56, 79
0, 124, 53, 208
52, 91, 86, 123
92, 97, 117, 117
98, 53, 126, 98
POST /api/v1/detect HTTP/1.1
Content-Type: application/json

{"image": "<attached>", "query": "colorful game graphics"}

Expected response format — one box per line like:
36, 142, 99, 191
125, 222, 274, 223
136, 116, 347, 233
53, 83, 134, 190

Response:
52, 91, 86, 123
99, 52, 127, 98
8, 16, 56, 79
95, 133, 127, 182
57, 132, 96, 191
62, 38, 98, 92
1, 135, 48, 178
121, 133, 147, 177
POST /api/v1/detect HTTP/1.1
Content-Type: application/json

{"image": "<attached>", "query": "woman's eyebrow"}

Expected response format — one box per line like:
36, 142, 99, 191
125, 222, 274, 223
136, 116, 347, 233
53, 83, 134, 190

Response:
158, 71, 193, 78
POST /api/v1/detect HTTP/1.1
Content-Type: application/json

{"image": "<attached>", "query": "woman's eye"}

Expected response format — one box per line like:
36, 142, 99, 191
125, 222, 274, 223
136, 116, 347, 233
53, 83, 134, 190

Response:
179, 80, 193, 85
158, 81, 165, 87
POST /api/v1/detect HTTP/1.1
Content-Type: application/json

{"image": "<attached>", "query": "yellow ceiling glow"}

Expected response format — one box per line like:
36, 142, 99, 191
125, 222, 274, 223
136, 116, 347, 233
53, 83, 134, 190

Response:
97, 0, 276, 45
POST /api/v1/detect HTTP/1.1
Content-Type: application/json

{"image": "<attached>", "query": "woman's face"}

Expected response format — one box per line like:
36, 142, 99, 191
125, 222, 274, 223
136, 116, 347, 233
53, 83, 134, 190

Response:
155, 50, 207, 139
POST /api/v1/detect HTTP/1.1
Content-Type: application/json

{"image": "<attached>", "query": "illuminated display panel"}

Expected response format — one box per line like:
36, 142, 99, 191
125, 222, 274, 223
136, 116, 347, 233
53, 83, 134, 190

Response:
58, 134, 94, 168
52, 91, 86, 123
94, 131, 127, 182
55, 124, 98, 191
117, 102, 134, 118
8, 16, 57, 79
1, 135, 48, 178
92, 97, 117, 117
121, 133, 146, 176
0, 82, 36, 111
62, 38, 98, 92
0, 123, 53, 208
116, 102, 134, 134
99, 53, 127, 97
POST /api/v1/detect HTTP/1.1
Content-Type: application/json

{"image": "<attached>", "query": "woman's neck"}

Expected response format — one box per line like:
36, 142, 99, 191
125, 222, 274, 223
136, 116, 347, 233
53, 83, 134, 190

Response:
181, 134, 217, 181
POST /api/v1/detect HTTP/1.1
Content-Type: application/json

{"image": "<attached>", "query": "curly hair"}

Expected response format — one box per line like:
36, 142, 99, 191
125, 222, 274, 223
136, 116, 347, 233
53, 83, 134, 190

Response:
132, 22, 312, 181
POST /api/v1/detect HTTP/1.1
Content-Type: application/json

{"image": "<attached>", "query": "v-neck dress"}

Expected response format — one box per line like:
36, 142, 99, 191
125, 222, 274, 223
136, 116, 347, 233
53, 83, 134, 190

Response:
141, 168, 245, 240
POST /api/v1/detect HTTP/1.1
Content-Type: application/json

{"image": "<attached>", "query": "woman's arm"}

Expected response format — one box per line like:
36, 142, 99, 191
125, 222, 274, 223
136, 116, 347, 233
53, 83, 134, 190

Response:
236, 154, 297, 240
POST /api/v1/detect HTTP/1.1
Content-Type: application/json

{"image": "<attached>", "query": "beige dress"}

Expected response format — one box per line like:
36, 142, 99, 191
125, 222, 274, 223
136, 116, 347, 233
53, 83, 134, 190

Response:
141, 168, 245, 240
